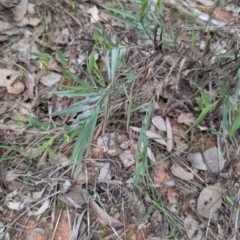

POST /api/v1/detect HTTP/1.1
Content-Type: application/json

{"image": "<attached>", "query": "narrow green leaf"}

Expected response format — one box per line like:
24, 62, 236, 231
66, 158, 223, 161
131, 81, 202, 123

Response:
94, 23, 117, 48
85, 105, 100, 156
56, 48, 68, 69
101, 5, 139, 20
139, 0, 149, 20
134, 102, 154, 184
53, 90, 98, 97
71, 96, 101, 107
72, 112, 92, 122
102, 11, 143, 30
233, 69, 240, 107
130, 102, 150, 112
60, 68, 92, 89
225, 195, 234, 206
71, 126, 87, 175
30, 137, 53, 159
213, 54, 235, 58
156, 0, 163, 11
88, 52, 95, 74
71, 105, 100, 177
93, 28, 102, 44
111, 48, 120, 83
185, 99, 221, 134
102, 93, 109, 133
52, 105, 93, 116
0, 145, 30, 157
111, 48, 117, 83
93, 69, 106, 87
32, 52, 52, 61
229, 108, 240, 137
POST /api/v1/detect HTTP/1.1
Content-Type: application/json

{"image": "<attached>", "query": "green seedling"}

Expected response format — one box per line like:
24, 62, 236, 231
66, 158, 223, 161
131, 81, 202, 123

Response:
194, 91, 213, 112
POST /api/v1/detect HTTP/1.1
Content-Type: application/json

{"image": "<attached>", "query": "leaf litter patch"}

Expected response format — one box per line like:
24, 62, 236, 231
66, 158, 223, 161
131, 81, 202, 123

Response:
0, 0, 240, 239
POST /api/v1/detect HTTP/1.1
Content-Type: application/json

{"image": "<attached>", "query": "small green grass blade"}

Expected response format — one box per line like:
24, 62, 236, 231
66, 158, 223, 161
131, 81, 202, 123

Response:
185, 99, 221, 134
56, 48, 68, 69
31, 52, 52, 61
71, 105, 100, 177
101, 5, 139, 20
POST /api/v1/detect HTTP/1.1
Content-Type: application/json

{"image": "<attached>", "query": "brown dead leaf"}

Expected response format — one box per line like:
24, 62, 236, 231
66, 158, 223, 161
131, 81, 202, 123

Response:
48, 29, 70, 45
173, 135, 186, 154
119, 150, 135, 168
89, 198, 122, 227
0, 20, 15, 32
184, 214, 203, 239
147, 146, 156, 162
40, 72, 62, 87
10, 33, 39, 59
17, 16, 41, 27
99, 12, 109, 22
0, 69, 19, 87
197, 183, 222, 220
197, 5, 232, 23
4, 188, 45, 210
0, 0, 19, 8
151, 161, 172, 186
97, 133, 115, 152
51, 153, 70, 166
187, 152, 207, 171
167, 189, 178, 204
59, 186, 84, 209
28, 199, 50, 218
13, 0, 28, 22
98, 162, 111, 180
130, 126, 167, 147
88, 5, 99, 23
131, 202, 146, 223
4, 170, 20, 182
60, 180, 72, 194
152, 116, 166, 131
171, 164, 194, 181
25, 73, 35, 98
120, 139, 134, 149
90, 146, 104, 159
107, 144, 122, 156
75, 164, 99, 185
177, 112, 195, 126
7, 81, 25, 94
203, 146, 226, 173
166, 180, 178, 214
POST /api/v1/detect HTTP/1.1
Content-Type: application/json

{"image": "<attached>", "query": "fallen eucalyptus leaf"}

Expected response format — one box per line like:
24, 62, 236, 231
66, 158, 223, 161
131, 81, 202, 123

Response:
89, 198, 122, 227
152, 116, 166, 131
130, 126, 167, 147
187, 152, 207, 171
171, 164, 194, 181
197, 183, 222, 220
203, 146, 226, 173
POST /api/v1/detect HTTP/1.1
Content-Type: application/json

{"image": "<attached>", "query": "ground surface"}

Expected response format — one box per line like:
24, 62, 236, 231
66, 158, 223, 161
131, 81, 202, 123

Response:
1, 0, 240, 239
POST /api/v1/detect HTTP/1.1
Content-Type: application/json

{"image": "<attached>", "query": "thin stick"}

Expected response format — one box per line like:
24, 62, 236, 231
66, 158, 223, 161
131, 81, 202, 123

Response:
205, 207, 213, 239
50, 206, 63, 240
